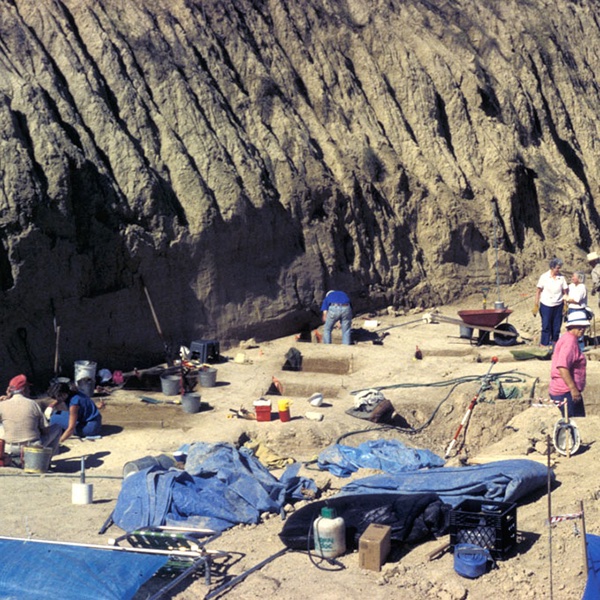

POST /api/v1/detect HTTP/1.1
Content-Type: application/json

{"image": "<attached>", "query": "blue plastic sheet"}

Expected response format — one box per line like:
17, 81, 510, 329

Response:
583, 534, 600, 600
340, 459, 552, 507
0, 538, 167, 600
113, 442, 317, 533
317, 439, 445, 477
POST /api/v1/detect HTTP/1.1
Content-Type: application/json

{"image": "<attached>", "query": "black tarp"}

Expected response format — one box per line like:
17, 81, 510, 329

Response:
279, 492, 450, 551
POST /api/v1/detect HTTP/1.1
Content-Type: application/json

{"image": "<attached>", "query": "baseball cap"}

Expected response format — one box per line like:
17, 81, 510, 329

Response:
8, 374, 28, 392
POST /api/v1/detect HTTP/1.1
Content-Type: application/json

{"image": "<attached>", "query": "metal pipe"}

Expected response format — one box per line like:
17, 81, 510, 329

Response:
444, 357, 498, 459
204, 547, 288, 600
547, 434, 554, 600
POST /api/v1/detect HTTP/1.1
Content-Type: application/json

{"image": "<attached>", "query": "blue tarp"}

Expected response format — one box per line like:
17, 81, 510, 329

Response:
583, 534, 600, 600
113, 442, 317, 533
317, 439, 445, 477
340, 459, 553, 507
0, 538, 167, 600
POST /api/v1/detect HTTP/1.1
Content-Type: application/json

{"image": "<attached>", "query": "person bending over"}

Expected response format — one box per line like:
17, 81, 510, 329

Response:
48, 381, 102, 443
321, 290, 353, 345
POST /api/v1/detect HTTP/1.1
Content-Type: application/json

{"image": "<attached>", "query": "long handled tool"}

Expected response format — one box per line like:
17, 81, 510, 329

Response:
444, 356, 498, 459
54, 321, 61, 377
141, 277, 173, 366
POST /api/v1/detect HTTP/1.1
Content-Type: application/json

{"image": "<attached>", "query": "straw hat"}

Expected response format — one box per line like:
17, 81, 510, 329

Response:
587, 251, 599, 262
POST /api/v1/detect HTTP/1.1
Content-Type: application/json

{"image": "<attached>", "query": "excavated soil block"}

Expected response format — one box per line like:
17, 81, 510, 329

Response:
267, 382, 340, 398
100, 403, 205, 430
284, 356, 351, 375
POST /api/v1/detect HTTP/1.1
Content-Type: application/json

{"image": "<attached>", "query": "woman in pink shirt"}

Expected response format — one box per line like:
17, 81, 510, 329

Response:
549, 310, 589, 418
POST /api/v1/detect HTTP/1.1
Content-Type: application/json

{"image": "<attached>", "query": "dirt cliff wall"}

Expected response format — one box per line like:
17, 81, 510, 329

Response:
1, 0, 600, 381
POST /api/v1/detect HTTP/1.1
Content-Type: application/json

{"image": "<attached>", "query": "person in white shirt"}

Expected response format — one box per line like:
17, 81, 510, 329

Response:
565, 271, 591, 351
534, 258, 568, 347
565, 271, 588, 313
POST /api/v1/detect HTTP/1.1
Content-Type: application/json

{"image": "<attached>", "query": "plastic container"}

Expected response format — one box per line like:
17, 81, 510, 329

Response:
253, 398, 272, 422
309, 393, 324, 407
449, 499, 517, 560
454, 544, 490, 578
23, 446, 53, 474
181, 392, 201, 414
160, 374, 181, 396
123, 454, 177, 479
72, 482, 94, 505
278, 398, 291, 422
198, 367, 217, 388
313, 506, 346, 558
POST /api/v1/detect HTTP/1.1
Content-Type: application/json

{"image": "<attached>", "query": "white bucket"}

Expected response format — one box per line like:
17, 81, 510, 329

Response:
72, 482, 94, 504
75, 361, 97, 396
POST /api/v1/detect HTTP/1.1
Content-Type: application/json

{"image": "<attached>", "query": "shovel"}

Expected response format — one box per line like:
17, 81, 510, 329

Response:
139, 396, 180, 406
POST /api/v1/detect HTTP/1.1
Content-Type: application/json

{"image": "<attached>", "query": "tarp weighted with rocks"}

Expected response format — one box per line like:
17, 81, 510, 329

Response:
112, 442, 317, 532
317, 439, 445, 477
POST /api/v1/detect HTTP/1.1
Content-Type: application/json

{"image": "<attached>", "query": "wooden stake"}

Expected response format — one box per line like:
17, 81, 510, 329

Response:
581, 500, 588, 578
428, 539, 451, 561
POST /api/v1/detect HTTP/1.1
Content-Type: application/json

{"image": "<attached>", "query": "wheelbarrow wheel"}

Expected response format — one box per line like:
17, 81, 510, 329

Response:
494, 323, 518, 346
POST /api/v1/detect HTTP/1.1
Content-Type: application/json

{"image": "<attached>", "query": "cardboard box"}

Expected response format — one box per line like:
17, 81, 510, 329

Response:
358, 523, 391, 571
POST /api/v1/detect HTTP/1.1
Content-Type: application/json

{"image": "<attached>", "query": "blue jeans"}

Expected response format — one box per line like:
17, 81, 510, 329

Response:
539, 303, 563, 346
50, 411, 102, 438
323, 305, 353, 345
550, 391, 586, 418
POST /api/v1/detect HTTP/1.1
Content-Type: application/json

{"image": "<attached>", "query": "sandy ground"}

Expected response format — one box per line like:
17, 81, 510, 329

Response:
1, 275, 600, 600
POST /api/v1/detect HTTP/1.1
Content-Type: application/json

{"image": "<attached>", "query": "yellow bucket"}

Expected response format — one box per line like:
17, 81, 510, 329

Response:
278, 398, 291, 422
23, 446, 53, 474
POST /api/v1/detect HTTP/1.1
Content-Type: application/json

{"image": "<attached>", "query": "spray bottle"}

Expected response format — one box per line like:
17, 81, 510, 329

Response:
313, 506, 346, 559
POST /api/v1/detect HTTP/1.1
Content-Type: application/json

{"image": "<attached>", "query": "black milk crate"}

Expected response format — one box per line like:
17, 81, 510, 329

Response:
449, 499, 517, 560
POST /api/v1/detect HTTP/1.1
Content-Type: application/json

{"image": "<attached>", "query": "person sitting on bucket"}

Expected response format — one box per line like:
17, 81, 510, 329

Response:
549, 310, 589, 419
320, 290, 353, 345
0, 375, 62, 463
48, 380, 102, 443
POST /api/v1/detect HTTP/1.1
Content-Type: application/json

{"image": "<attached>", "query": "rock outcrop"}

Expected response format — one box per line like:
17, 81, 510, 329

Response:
1, 0, 600, 379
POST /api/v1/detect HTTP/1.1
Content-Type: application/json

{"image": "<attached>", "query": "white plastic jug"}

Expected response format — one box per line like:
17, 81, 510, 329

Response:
313, 506, 346, 558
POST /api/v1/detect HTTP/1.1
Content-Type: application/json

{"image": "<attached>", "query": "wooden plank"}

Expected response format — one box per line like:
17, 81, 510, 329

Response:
469, 454, 554, 466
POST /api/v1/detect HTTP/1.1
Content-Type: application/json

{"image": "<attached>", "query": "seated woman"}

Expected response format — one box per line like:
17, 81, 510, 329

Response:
47, 380, 102, 443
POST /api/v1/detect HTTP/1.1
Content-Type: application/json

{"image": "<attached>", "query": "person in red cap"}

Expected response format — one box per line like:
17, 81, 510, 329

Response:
0, 374, 29, 402
0, 374, 62, 466
8, 374, 28, 394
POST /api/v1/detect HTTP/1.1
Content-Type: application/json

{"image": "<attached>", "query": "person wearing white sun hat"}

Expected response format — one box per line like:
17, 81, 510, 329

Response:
549, 309, 589, 418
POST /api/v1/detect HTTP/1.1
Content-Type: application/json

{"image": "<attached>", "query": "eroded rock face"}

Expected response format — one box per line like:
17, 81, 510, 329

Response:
1, 0, 599, 380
